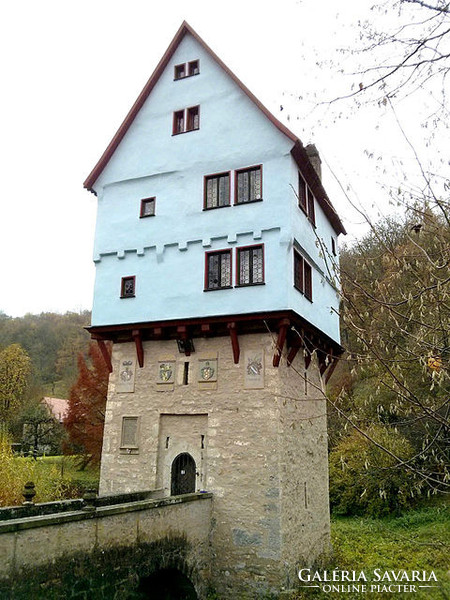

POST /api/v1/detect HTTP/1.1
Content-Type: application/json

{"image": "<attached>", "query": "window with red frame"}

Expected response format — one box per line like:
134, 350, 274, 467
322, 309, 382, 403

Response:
174, 60, 199, 80
237, 245, 264, 286
235, 165, 262, 204
205, 250, 232, 290
172, 106, 200, 134
294, 251, 312, 301
121, 276, 136, 298
298, 173, 316, 226
204, 172, 230, 209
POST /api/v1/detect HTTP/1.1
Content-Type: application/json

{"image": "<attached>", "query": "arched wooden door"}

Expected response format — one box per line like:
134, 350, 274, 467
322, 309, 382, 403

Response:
171, 453, 196, 496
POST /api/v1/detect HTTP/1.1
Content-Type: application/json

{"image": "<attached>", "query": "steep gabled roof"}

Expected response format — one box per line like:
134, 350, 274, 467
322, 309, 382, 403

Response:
83, 21, 346, 235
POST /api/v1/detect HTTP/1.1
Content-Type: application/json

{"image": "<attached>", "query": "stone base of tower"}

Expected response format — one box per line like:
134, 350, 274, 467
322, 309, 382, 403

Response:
99, 331, 331, 598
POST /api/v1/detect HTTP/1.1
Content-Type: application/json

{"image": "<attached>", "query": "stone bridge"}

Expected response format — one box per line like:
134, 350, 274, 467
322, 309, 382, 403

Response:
0, 490, 213, 599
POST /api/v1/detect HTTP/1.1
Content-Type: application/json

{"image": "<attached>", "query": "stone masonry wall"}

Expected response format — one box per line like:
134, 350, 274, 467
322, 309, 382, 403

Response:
0, 494, 212, 598
100, 332, 331, 599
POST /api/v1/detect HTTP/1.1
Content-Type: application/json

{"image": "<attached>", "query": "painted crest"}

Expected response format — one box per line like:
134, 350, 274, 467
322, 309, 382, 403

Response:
200, 361, 215, 381
159, 363, 173, 382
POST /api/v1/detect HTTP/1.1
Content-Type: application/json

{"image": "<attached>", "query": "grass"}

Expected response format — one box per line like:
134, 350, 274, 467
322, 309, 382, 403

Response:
293, 502, 450, 600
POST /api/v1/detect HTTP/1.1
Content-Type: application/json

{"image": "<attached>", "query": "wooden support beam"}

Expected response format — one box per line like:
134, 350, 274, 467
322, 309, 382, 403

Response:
153, 327, 163, 338
324, 356, 338, 385
286, 343, 301, 367
96, 339, 113, 374
201, 323, 211, 335
273, 318, 290, 367
132, 329, 144, 368
227, 322, 240, 364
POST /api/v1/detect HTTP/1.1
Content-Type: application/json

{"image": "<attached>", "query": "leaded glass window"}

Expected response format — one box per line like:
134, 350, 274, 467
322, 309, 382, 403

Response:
121, 276, 135, 298
237, 245, 264, 286
121, 417, 138, 447
236, 166, 262, 204
304, 262, 312, 301
206, 250, 231, 290
205, 173, 230, 209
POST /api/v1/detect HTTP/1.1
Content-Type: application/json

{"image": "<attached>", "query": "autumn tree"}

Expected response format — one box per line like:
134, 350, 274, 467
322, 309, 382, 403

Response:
64, 341, 110, 466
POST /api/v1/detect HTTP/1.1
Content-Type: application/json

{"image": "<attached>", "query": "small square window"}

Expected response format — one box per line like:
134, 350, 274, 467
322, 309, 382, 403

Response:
121, 276, 136, 298
186, 106, 200, 131
174, 64, 186, 80
121, 417, 138, 448
235, 166, 262, 204
204, 172, 230, 209
140, 197, 155, 218
205, 250, 232, 290
188, 60, 199, 76
237, 245, 264, 286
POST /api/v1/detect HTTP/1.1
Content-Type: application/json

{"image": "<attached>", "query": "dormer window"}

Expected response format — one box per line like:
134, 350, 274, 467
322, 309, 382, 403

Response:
172, 106, 200, 135
235, 165, 262, 204
174, 60, 200, 80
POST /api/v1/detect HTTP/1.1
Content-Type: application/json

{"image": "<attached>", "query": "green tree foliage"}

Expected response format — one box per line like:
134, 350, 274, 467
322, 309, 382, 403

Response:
0, 344, 32, 425
329, 206, 449, 499
0, 310, 91, 396
329, 425, 418, 517
64, 342, 109, 466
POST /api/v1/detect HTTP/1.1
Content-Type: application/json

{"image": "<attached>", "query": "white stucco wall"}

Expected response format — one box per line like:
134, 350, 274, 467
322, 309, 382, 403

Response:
90, 32, 341, 343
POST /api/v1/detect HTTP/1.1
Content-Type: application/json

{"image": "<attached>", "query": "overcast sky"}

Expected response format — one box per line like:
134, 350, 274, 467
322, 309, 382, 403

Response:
1, 0, 443, 318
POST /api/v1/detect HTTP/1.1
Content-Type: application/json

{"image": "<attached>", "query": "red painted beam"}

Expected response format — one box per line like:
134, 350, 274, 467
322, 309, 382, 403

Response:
273, 318, 290, 367
227, 322, 240, 364
324, 356, 338, 385
286, 343, 301, 367
132, 329, 144, 368
96, 339, 112, 374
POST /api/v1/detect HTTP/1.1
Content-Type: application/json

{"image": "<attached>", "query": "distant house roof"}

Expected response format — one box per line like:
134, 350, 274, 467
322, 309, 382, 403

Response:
42, 397, 69, 423
83, 21, 345, 236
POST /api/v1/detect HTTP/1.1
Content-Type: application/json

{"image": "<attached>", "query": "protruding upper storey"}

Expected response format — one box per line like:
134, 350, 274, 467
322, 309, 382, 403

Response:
84, 21, 345, 237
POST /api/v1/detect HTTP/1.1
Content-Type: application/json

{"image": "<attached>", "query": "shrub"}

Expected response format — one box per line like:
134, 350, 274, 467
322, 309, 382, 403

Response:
0, 434, 71, 506
329, 425, 421, 517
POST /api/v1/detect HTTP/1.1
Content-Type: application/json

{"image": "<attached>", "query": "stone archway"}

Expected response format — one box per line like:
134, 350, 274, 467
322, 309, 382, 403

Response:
171, 452, 196, 496
138, 567, 199, 599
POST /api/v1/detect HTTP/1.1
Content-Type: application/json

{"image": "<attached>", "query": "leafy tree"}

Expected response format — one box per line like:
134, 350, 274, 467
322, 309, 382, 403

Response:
329, 425, 417, 517
21, 399, 66, 456
64, 342, 110, 466
0, 344, 32, 427
327, 205, 449, 495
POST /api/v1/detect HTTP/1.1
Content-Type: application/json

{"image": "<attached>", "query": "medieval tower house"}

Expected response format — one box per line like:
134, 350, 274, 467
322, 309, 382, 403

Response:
84, 21, 345, 598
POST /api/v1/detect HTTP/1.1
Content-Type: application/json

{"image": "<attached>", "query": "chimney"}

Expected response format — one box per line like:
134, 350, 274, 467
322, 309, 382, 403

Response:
305, 144, 322, 180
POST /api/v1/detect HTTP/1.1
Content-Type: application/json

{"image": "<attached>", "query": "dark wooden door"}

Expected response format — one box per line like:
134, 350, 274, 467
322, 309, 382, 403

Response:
171, 453, 196, 495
